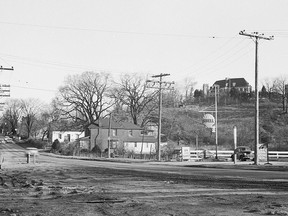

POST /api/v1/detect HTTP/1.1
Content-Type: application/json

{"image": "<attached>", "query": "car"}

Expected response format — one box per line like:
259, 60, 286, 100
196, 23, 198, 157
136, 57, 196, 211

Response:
4, 137, 13, 143
231, 146, 254, 161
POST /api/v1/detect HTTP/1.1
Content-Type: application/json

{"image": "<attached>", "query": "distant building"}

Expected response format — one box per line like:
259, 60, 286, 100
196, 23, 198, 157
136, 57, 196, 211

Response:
211, 78, 252, 94
88, 118, 156, 154
203, 84, 209, 97
52, 131, 85, 143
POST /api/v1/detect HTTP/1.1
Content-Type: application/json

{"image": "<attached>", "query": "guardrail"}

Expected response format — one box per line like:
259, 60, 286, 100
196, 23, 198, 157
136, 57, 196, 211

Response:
190, 150, 288, 160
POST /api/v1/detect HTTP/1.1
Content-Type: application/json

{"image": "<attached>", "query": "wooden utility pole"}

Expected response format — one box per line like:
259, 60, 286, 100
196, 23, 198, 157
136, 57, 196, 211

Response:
147, 73, 174, 161
239, 30, 273, 165
214, 84, 219, 160
0, 66, 13, 110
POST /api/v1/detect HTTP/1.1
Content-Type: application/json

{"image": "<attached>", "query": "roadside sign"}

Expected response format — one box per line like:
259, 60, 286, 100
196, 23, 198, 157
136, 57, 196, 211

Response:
258, 143, 268, 162
203, 114, 215, 128
181, 147, 190, 161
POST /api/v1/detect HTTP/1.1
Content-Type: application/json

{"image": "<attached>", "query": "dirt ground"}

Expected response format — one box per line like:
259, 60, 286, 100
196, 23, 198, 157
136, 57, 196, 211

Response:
1, 159, 288, 216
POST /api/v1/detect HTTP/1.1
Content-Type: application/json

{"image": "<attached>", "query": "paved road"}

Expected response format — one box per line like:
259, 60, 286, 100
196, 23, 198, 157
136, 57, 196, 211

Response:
1, 141, 288, 184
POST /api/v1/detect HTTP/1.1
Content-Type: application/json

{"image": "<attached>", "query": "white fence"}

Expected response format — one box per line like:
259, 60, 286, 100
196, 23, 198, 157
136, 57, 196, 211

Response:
190, 150, 288, 160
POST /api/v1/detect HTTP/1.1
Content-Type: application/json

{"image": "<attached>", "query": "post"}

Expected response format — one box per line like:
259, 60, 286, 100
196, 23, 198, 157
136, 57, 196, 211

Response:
27, 153, 30, 163
215, 85, 218, 160
157, 77, 163, 161
196, 134, 199, 159
233, 126, 237, 164
107, 113, 112, 158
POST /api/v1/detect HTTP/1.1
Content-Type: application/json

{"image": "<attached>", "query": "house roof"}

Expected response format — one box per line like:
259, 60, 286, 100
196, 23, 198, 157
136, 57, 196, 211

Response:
213, 78, 249, 89
88, 118, 142, 130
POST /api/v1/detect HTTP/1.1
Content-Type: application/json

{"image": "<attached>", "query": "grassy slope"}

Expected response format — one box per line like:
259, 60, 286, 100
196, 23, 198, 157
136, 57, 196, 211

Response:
168, 101, 288, 151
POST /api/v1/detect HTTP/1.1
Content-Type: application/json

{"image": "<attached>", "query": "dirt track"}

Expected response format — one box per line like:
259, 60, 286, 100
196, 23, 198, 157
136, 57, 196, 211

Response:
1, 156, 288, 216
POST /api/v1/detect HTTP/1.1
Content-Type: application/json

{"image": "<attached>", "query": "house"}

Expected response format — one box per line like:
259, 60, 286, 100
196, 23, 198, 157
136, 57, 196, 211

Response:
78, 136, 90, 150
52, 131, 85, 143
211, 78, 251, 94
89, 118, 157, 154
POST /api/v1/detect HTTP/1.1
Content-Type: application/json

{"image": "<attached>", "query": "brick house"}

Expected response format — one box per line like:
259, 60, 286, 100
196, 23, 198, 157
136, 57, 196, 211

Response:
89, 118, 157, 154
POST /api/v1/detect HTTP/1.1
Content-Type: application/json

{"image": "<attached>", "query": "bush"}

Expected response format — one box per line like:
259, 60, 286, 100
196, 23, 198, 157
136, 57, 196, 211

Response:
16, 138, 48, 149
60, 142, 78, 156
51, 139, 61, 153
91, 145, 102, 156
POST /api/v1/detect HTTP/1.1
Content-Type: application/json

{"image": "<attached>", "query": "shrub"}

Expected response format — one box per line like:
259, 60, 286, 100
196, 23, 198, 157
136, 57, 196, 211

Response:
60, 142, 79, 156
51, 139, 61, 153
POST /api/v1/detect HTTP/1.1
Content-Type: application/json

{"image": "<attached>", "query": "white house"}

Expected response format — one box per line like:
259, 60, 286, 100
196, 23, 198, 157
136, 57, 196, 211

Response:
52, 131, 85, 143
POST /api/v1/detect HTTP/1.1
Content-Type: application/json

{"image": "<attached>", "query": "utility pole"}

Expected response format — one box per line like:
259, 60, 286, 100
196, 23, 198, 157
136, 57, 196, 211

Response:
147, 73, 174, 161
214, 84, 219, 160
0, 66, 13, 111
239, 30, 273, 165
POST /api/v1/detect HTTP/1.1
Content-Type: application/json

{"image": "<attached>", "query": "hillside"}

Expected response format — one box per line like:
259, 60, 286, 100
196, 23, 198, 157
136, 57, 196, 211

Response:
162, 101, 288, 151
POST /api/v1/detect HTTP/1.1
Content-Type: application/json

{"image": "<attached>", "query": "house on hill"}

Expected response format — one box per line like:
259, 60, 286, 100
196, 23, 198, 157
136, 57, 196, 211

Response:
88, 118, 157, 155
211, 78, 251, 94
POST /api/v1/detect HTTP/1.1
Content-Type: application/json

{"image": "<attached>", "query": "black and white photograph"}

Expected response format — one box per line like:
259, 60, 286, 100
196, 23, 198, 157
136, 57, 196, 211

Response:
0, 1, 288, 215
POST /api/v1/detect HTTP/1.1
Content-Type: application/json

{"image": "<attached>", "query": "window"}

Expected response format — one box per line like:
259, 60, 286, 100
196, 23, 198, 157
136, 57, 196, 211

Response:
134, 142, 137, 147
58, 134, 62, 139
67, 134, 71, 142
111, 141, 118, 149
112, 129, 117, 136
128, 130, 133, 136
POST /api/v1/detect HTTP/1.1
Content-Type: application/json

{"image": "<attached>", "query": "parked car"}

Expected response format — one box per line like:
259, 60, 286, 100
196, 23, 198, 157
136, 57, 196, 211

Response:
4, 136, 13, 143
231, 146, 254, 161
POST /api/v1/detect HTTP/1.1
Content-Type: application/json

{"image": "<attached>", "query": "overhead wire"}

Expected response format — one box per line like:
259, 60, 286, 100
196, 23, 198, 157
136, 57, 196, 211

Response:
0, 21, 231, 39
183, 37, 253, 78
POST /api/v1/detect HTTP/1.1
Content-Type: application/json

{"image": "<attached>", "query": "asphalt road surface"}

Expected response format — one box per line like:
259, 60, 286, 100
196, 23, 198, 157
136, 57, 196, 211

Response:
2, 141, 288, 183
1, 140, 288, 215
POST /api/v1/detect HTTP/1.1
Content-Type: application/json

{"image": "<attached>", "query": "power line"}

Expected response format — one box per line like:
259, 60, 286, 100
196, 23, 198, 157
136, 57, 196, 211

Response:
0, 21, 233, 39
11, 85, 57, 92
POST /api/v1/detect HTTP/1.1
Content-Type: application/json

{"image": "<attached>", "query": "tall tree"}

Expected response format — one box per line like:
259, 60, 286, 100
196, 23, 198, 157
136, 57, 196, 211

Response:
273, 76, 288, 113
20, 98, 43, 138
55, 71, 113, 131
2, 99, 22, 135
183, 77, 197, 105
110, 74, 158, 126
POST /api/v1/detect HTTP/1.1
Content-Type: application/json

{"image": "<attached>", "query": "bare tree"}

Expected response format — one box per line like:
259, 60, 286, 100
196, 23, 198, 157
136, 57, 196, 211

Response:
262, 78, 277, 100
55, 71, 113, 131
110, 74, 158, 126
37, 103, 61, 140
20, 98, 43, 138
2, 99, 22, 135
273, 76, 288, 113
183, 77, 197, 105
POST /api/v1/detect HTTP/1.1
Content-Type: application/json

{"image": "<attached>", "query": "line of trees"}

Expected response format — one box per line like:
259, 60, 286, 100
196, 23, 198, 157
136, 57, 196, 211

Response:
1, 71, 287, 150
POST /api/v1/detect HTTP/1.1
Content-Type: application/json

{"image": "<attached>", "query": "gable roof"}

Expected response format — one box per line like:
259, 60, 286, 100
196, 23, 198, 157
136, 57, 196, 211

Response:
213, 78, 249, 89
88, 118, 142, 130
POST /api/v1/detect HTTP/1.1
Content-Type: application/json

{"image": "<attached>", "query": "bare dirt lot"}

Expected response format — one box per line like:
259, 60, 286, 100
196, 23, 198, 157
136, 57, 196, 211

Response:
1, 155, 288, 216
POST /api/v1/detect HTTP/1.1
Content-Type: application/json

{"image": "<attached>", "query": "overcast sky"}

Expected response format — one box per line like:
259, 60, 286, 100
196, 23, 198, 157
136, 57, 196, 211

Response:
0, 0, 288, 103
